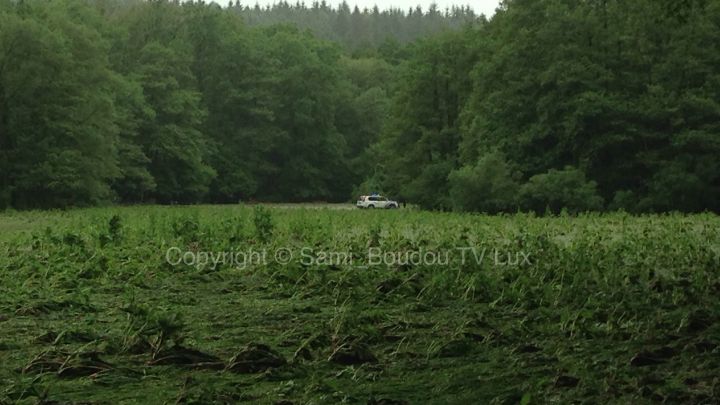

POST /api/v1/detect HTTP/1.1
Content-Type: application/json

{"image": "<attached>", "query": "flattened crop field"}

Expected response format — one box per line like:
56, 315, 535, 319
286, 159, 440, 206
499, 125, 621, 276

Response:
1, 206, 719, 403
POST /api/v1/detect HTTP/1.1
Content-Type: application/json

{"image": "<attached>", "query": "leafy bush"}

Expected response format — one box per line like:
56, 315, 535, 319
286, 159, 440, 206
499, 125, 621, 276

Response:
609, 190, 638, 212
401, 161, 454, 210
352, 166, 388, 201
448, 152, 519, 213
253, 205, 274, 243
638, 163, 719, 213
172, 217, 200, 242
519, 167, 604, 214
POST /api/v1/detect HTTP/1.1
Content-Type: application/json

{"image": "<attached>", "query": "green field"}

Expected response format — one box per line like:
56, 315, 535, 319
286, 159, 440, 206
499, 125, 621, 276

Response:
1, 206, 719, 404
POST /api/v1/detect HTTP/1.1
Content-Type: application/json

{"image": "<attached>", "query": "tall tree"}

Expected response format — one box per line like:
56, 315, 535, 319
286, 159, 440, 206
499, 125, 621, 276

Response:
0, 2, 121, 208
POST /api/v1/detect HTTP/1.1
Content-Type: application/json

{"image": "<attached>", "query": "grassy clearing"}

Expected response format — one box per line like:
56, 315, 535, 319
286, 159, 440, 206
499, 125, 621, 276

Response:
0, 206, 719, 404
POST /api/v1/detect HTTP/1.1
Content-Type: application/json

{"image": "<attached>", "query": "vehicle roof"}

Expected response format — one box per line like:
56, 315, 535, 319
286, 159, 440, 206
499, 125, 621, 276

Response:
360, 195, 390, 199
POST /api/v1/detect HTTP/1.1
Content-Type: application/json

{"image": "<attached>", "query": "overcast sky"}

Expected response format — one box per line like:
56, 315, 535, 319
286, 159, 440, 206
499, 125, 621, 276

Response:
250, 1, 502, 18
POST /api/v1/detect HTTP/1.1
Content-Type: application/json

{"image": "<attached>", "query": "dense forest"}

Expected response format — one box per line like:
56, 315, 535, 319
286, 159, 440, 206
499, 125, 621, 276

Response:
235, 1, 480, 49
1, 0, 719, 213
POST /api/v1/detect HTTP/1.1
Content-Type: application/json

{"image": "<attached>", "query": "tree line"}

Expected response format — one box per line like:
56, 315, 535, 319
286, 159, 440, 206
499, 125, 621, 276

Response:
369, 0, 720, 213
0, 0, 402, 208
234, 1, 480, 50
1, 0, 719, 213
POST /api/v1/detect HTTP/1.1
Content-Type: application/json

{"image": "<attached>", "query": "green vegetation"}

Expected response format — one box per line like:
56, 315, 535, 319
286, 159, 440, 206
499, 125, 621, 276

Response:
379, 0, 720, 213
2, 0, 720, 212
235, 1, 480, 49
1, 206, 719, 403
0, 0, 400, 208
2, 0, 718, 402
